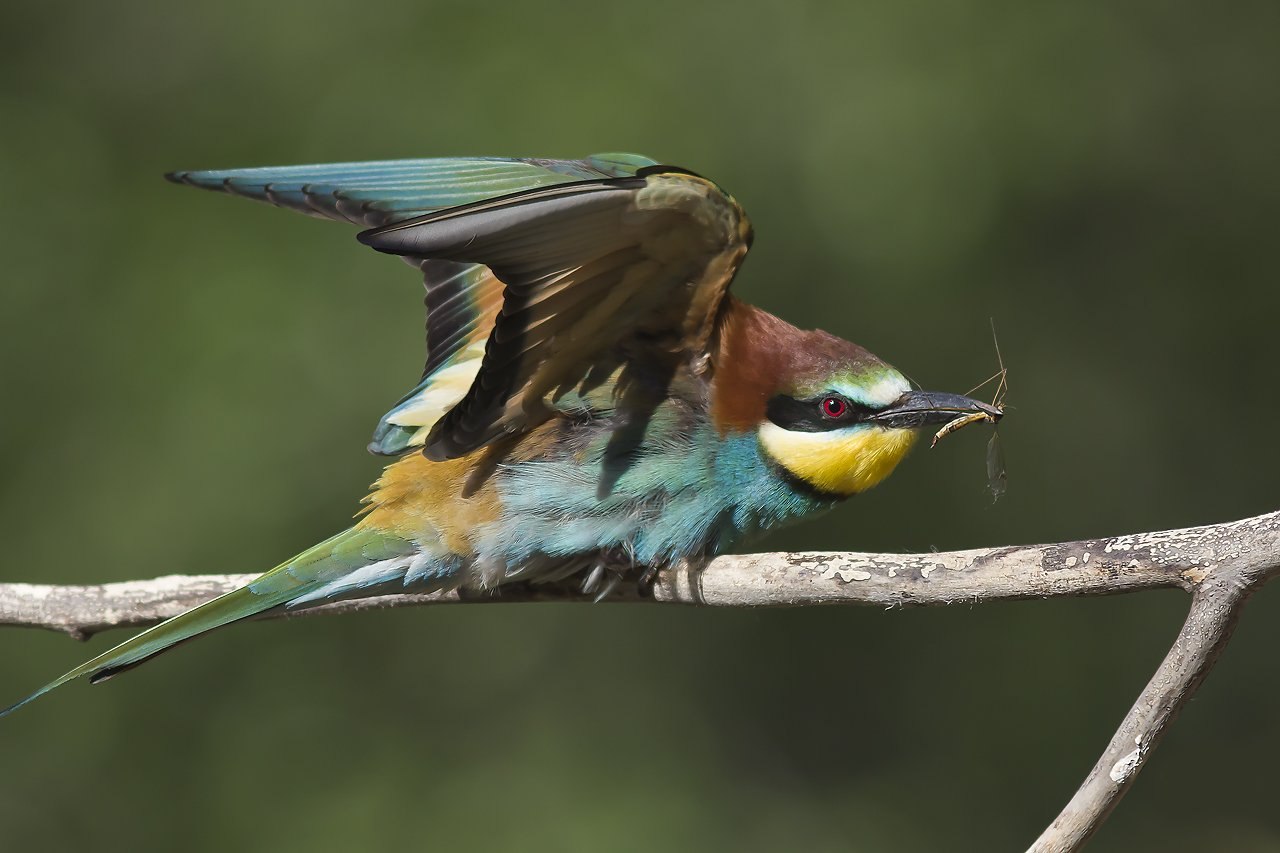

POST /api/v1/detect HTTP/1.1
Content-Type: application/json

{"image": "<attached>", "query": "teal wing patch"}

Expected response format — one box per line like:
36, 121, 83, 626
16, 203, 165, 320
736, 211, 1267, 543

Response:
165, 153, 660, 227
167, 153, 661, 455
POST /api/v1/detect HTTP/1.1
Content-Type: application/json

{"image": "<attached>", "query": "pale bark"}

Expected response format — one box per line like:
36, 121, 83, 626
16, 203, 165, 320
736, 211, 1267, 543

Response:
2, 509, 1278, 852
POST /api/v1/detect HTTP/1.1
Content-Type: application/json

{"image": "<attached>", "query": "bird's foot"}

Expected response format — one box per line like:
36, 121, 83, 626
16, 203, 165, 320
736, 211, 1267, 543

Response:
580, 558, 628, 603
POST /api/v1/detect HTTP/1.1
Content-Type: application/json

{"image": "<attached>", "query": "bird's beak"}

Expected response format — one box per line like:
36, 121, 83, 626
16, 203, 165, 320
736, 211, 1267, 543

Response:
869, 390, 1003, 429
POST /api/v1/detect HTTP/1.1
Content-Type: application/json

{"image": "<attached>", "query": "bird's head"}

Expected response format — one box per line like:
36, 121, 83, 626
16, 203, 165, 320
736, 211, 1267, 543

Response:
712, 300, 1000, 498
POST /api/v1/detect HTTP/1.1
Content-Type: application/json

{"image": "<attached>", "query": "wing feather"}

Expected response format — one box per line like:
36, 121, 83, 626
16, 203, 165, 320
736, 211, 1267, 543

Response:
360, 170, 753, 459
166, 155, 657, 228
168, 153, 662, 455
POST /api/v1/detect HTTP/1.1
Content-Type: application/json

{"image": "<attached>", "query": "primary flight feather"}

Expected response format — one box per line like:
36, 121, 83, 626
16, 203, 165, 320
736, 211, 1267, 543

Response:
2, 153, 1000, 717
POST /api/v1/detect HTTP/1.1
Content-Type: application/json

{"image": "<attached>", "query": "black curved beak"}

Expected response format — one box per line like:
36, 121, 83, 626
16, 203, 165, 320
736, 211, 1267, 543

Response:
870, 391, 1003, 429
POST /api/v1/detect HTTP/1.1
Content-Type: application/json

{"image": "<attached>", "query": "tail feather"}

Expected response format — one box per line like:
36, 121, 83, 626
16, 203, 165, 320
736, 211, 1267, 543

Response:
1, 528, 418, 719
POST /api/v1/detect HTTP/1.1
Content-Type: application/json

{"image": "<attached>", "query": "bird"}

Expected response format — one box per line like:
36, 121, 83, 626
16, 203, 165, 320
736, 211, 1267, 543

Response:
2, 152, 1001, 717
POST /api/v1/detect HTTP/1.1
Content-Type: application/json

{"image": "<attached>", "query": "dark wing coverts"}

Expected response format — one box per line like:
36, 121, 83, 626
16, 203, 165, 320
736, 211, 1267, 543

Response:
167, 154, 752, 458
359, 168, 753, 459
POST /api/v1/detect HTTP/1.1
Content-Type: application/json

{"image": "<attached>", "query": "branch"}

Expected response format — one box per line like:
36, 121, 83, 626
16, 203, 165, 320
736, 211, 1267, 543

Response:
1027, 577, 1250, 852
3, 509, 1278, 852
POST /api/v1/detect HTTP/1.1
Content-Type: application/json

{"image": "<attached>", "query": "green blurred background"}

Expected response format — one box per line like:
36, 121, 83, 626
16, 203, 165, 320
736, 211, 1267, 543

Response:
2, 1, 1278, 850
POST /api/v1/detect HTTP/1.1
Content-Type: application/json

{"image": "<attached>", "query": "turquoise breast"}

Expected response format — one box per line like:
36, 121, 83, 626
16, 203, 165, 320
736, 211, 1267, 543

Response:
477, 412, 836, 570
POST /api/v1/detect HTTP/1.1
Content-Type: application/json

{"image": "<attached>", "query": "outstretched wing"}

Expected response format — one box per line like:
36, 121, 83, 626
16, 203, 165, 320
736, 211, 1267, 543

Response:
166, 154, 663, 454
166, 154, 659, 228
359, 167, 754, 460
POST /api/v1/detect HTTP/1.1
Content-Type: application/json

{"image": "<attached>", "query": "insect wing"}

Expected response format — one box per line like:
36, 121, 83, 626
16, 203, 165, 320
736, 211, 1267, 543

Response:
986, 430, 1008, 501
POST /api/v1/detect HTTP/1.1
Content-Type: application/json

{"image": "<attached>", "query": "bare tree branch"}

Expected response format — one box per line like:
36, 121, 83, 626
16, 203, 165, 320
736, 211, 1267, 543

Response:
2, 509, 1278, 852
1028, 577, 1250, 852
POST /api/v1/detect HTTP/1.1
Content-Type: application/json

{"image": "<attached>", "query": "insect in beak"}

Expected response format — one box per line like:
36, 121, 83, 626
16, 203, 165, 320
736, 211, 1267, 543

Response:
930, 409, 1000, 448
928, 319, 1010, 501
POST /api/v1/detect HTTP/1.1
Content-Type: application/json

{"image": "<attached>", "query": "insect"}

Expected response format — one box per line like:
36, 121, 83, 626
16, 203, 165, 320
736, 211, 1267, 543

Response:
930, 410, 997, 448
929, 319, 1009, 500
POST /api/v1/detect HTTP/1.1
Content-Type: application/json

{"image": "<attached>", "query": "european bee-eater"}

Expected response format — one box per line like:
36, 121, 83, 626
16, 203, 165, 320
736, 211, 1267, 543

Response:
3, 153, 1000, 717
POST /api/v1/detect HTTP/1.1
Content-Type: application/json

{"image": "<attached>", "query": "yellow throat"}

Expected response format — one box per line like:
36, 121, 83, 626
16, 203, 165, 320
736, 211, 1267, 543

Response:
758, 422, 918, 497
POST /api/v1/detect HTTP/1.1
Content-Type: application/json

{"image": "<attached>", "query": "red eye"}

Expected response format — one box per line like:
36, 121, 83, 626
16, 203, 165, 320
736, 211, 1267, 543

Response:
822, 397, 847, 418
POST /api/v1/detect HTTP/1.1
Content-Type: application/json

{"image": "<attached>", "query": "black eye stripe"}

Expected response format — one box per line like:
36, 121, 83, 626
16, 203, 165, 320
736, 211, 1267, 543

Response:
765, 394, 875, 432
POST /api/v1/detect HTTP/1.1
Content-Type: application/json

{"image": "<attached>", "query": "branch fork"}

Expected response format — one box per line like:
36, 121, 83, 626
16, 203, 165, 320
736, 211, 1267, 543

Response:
3, 510, 1278, 852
